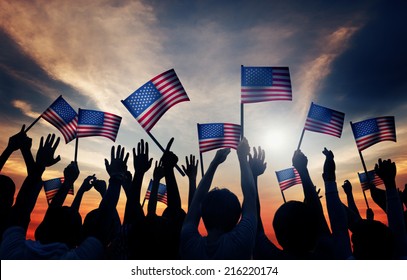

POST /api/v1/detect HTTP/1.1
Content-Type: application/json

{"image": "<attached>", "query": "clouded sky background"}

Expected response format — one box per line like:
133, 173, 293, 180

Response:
1, 0, 407, 243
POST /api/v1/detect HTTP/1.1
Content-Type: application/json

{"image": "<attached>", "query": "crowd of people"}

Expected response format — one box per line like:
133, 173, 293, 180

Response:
0, 125, 406, 260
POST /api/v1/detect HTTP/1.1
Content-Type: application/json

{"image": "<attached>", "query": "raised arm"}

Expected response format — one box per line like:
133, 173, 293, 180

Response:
161, 138, 182, 212
375, 158, 407, 257
71, 174, 96, 212
0, 125, 33, 173
182, 154, 198, 209
341, 180, 362, 220
49, 161, 79, 208
10, 134, 60, 231
249, 146, 266, 231
123, 139, 152, 225
147, 160, 165, 217
237, 138, 257, 221
322, 148, 352, 259
292, 149, 330, 235
183, 148, 230, 227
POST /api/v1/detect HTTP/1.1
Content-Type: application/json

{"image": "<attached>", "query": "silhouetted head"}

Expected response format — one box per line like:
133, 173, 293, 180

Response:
35, 206, 82, 249
351, 219, 395, 259
0, 175, 15, 208
81, 208, 121, 245
201, 188, 241, 233
273, 201, 319, 256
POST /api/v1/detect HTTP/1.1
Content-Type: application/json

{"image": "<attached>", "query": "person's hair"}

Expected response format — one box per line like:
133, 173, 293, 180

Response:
0, 175, 15, 208
273, 201, 319, 255
201, 188, 241, 232
351, 219, 395, 259
35, 206, 82, 249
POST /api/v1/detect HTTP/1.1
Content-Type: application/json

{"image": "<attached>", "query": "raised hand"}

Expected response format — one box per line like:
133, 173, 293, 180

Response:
93, 179, 107, 197
249, 146, 267, 178
237, 137, 250, 160
133, 139, 153, 175
375, 158, 397, 187
35, 134, 61, 170
182, 154, 198, 180
63, 161, 80, 184
322, 148, 336, 182
153, 160, 165, 181
105, 145, 129, 181
213, 148, 230, 165
7, 125, 29, 152
81, 174, 96, 193
342, 180, 352, 195
161, 137, 178, 170
292, 149, 308, 173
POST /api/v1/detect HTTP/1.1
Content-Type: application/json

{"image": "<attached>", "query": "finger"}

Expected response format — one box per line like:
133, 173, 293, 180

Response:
165, 137, 174, 152
253, 146, 257, 159
20, 124, 26, 133
51, 155, 61, 165
52, 136, 60, 151
124, 152, 129, 164
45, 134, 51, 146
109, 147, 113, 161
132, 147, 136, 158
145, 141, 149, 156
137, 140, 141, 155
39, 136, 44, 149
182, 165, 187, 173
185, 156, 189, 166
116, 145, 122, 159
140, 139, 145, 155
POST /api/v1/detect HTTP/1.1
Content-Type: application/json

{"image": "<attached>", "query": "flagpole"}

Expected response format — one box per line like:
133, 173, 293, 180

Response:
350, 121, 370, 209
74, 137, 79, 162
281, 190, 287, 203
146, 131, 185, 177
240, 65, 244, 140
24, 115, 42, 133
296, 128, 305, 150
240, 103, 244, 140
199, 152, 204, 177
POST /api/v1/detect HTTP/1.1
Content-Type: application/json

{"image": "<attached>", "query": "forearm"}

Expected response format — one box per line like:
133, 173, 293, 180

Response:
124, 175, 144, 224
147, 179, 159, 216
185, 160, 219, 225
165, 169, 181, 210
71, 188, 86, 212
385, 182, 407, 255
325, 181, 352, 258
49, 181, 74, 208
187, 177, 196, 208
239, 155, 256, 217
346, 193, 361, 219
0, 147, 13, 171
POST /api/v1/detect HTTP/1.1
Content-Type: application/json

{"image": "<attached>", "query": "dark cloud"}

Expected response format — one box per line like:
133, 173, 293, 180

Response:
0, 29, 84, 123
317, 0, 407, 119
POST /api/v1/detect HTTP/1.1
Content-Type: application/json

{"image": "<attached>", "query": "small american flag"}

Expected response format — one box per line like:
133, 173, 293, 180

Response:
41, 96, 77, 143
197, 123, 241, 153
351, 116, 396, 151
43, 177, 73, 202
122, 69, 190, 132
145, 179, 168, 205
275, 167, 302, 191
77, 109, 122, 142
358, 170, 384, 191
241, 66, 292, 103
304, 103, 345, 138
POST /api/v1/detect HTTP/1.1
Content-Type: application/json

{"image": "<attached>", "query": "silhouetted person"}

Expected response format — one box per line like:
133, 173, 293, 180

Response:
180, 137, 257, 259
182, 154, 198, 208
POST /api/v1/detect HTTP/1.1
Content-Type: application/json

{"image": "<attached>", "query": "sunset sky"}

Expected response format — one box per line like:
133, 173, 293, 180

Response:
1, 0, 407, 245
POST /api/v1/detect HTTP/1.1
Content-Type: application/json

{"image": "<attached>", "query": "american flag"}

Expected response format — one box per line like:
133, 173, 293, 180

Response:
41, 96, 78, 143
304, 103, 345, 138
145, 179, 168, 205
77, 109, 122, 142
351, 116, 396, 152
241, 66, 292, 103
43, 177, 73, 202
358, 170, 384, 191
197, 123, 241, 153
275, 167, 302, 191
122, 69, 190, 132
